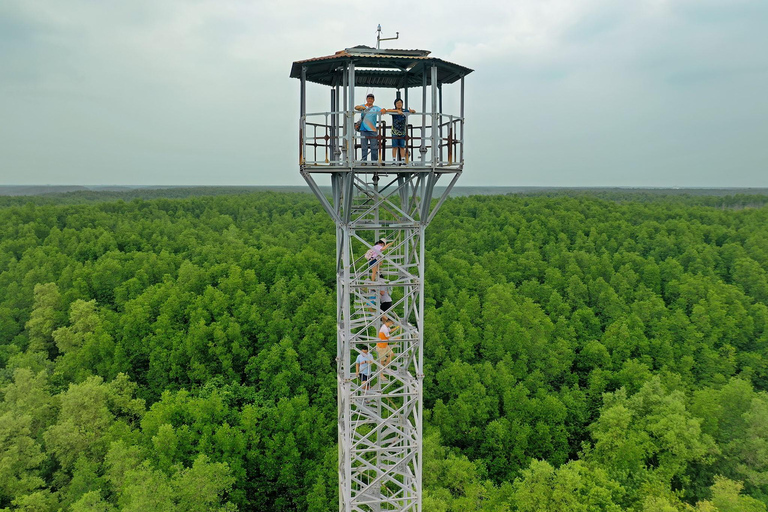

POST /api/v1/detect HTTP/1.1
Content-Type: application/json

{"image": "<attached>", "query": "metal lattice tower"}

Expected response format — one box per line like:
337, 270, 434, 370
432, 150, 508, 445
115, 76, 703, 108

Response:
291, 45, 472, 512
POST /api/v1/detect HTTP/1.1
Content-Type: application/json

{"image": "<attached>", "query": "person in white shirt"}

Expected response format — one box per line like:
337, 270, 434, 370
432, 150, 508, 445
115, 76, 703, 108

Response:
380, 285, 392, 313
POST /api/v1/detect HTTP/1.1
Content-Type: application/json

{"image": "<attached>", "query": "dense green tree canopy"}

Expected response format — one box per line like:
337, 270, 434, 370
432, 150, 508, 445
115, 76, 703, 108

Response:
2, 189, 768, 510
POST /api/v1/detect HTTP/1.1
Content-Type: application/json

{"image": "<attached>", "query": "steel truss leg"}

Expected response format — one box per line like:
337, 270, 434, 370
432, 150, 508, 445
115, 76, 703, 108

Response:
340, 185, 425, 511
302, 168, 460, 512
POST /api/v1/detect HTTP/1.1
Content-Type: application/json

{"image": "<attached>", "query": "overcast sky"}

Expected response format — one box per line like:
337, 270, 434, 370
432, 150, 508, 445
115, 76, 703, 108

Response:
1, 0, 766, 187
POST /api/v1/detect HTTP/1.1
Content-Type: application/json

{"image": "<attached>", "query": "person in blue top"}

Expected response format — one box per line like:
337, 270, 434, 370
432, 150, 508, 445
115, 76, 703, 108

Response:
355, 93, 387, 164
388, 98, 415, 164
355, 346, 374, 391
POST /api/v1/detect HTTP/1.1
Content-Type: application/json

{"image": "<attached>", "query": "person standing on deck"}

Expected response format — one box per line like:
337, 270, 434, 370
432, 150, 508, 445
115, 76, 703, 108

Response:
355, 93, 387, 164
388, 98, 415, 164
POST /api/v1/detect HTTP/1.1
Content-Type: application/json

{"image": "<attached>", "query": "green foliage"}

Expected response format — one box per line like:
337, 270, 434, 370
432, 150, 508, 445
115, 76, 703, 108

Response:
112, 454, 236, 512
690, 378, 768, 501
583, 377, 718, 506
423, 431, 512, 511
512, 459, 624, 511
694, 477, 767, 512
2, 190, 768, 509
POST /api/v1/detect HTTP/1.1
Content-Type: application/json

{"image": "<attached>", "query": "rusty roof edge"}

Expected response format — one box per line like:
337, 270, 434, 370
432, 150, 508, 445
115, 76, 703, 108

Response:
290, 50, 473, 81
293, 55, 472, 72
292, 47, 436, 65
344, 46, 431, 57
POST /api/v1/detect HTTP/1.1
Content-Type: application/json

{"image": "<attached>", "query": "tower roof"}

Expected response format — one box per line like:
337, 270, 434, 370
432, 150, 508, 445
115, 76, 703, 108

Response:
290, 46, 473, 88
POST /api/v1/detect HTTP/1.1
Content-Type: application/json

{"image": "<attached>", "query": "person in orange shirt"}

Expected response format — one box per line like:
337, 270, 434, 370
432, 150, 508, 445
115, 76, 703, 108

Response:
377, 319, 398, 371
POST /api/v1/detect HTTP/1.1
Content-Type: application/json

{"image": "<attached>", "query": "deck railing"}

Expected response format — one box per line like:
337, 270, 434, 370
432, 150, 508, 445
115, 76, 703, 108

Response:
300, 110, 465, 169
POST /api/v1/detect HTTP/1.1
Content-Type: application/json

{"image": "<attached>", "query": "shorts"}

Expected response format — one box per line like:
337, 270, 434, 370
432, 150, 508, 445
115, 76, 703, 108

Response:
381, 301, 392, 311
368, 258, 377, 268
376, 345, 393, 360
360, 373, 370, 382
391, 137, 406, 148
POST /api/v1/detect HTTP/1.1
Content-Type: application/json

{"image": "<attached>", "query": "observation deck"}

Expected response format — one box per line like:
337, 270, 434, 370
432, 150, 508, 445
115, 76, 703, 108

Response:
291, 46, 472, 176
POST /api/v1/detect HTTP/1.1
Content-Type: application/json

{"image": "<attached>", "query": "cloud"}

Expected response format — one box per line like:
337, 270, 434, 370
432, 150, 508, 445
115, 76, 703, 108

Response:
1, 0, 766, 186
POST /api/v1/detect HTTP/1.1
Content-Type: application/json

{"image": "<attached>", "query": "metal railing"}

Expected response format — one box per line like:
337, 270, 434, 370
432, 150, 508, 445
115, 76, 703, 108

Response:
299, 110, 465, 169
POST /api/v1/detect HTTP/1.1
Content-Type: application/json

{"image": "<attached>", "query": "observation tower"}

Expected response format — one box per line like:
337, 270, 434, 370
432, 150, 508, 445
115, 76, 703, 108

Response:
291, 41, 472, 512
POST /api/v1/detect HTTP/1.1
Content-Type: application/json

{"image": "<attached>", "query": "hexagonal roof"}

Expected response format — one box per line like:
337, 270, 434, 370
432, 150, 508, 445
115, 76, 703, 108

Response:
290, 46, 473, 88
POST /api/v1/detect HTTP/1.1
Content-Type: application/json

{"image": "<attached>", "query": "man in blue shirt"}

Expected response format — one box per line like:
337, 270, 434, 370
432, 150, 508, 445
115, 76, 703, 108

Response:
355, 346, 374, 391
355, 93, 387, 164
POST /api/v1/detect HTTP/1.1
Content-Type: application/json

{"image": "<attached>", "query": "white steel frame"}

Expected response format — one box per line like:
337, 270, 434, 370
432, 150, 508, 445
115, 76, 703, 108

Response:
297, 56, 467, 512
